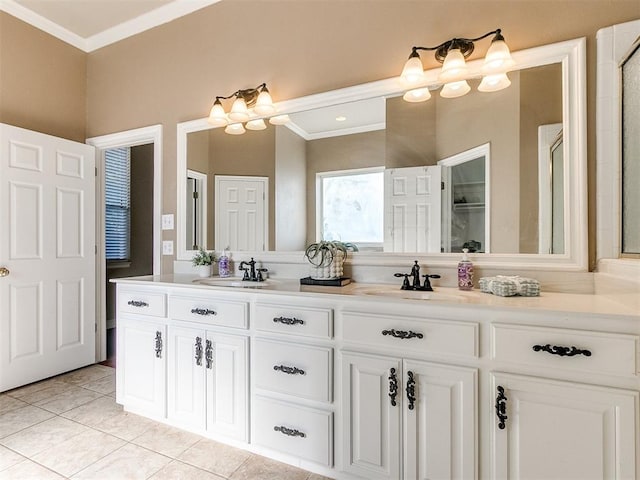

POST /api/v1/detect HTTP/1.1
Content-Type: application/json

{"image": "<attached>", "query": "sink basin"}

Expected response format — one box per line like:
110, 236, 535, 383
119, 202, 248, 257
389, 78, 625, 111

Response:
195, 277, 279, 288
356, 287, 468, 302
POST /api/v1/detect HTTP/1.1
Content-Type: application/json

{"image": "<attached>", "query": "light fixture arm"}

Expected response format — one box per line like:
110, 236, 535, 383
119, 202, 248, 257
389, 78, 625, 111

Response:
213, 82, 268, 107
410, 29, 503, 63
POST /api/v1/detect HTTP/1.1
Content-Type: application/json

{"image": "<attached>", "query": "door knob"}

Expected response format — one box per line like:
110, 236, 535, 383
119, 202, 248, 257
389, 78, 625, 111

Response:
0, 267, 9, 277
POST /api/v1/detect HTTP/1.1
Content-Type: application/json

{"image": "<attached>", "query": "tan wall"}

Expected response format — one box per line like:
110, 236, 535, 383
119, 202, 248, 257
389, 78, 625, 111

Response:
519, 63, 563, 253
305, 130, 386, 244
0, 12, 86, 142
386, 95, 437, 168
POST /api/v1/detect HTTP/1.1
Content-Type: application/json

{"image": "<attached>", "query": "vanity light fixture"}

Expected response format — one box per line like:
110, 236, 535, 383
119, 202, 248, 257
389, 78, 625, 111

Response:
401, 29, 515, 101
208, 83, 285, 134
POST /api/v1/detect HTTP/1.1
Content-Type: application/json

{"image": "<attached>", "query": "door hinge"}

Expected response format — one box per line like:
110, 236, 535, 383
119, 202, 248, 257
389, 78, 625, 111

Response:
95, 245, 97, 255
95, 167, 98, 177
95, 323, 97, 332
441, 181, 445, 190
193, 191, 199, 200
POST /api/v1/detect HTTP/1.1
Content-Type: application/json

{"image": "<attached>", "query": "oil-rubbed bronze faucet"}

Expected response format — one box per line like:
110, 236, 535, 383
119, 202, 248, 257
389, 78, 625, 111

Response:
239, 258, 268, 282
394, 260, 440, 291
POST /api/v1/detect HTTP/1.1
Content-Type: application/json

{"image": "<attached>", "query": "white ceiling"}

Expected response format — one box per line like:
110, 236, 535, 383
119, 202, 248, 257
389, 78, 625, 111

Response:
1, 0, 221, 52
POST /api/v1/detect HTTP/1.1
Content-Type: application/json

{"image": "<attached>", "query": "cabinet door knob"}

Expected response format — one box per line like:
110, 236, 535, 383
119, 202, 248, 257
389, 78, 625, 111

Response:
406, 370, 416, 410
154, 331, 163, 358
273, 364, 305, 375
191, 308, 216, 316
0, 267, 10, 277
273, 425, 306, 438
128, 300, 149, 308
495, 385, 508, 429
273, 316, 304, 326
205, 339, 213, 369
532, 344, 591, 357
382, 329, 424, 340
195, 337, 203, 366
388, 368, 398, 407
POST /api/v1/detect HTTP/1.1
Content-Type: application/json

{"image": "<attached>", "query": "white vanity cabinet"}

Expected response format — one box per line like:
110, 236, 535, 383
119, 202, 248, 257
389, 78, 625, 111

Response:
489, 322, 640, 480
116, 288, 168, 419
340, 311, 478, 480
166, 292, 248, 441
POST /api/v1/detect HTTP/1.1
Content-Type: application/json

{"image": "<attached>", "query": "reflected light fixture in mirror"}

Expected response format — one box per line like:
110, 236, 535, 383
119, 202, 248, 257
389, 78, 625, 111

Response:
401, 29, 515, 100
208, 83, 285, 133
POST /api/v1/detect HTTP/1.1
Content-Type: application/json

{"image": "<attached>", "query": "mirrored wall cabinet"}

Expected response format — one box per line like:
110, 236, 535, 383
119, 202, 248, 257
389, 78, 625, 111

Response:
177, 38, 587, 271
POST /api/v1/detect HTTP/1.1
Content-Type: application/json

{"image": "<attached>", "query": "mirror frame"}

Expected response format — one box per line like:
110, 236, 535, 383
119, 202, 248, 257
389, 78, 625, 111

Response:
177, 37, 586, 271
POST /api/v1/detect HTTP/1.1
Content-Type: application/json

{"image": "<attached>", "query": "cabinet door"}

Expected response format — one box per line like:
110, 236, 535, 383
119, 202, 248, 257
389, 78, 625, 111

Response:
341, 352, 401, 480
167, 325, 206, 429
206, 331, 248, 442
403, 360, 477, 480
491, 372, 638, 480
116, 318, 166, 418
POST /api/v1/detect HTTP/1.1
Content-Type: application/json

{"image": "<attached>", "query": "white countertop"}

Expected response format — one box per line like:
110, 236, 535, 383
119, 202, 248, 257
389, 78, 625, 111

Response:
113, 274, 640, 320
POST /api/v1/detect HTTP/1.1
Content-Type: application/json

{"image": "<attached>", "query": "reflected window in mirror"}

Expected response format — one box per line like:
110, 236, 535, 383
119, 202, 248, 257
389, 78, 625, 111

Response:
621, 40, 640, 255
317, 168, 384, 248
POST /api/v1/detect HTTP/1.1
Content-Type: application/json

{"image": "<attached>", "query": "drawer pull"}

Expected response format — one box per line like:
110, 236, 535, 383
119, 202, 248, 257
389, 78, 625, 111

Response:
389, 368, 398, 406
128, 300, 148, 308
195, 337, 203, 366
406, 370, 416, 410
495, 386, 508, 429
273, 316, 304, 326
274, 425, 306, 438
273, 364, 305, 375
154, 331, 163, 358
205, 339, 213, 369
382, 329, 424, 340
532, 344, 592, 357
191, 308, 217, 316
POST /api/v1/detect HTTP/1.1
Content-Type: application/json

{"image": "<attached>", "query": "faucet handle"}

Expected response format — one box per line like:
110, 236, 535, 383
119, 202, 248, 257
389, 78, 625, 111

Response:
421, 274, 441, 291
240, 267, 250, 280
257, 268, 268, 282
394, 273, 411, 290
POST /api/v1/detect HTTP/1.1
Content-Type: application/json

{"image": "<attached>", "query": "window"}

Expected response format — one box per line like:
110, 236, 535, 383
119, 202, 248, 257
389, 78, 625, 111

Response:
317, 168, 384, 246
105, 147, 131, 261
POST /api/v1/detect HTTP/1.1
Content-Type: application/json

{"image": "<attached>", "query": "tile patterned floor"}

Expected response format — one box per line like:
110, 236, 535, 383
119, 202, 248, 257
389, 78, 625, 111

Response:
0, 365, 330, 480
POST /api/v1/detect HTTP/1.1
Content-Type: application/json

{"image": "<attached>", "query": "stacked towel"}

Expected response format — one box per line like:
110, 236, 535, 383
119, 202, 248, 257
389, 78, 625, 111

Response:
479, 275, 540, 297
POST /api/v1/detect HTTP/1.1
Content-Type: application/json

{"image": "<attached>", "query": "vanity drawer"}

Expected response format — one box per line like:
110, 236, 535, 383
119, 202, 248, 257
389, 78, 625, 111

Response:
491, 323, 639, 376
252, 395, 332, 466
169, 295, 248, 329
118, 289, 167, 318
253, 338, 332, 402
254, 303, 333, 339
341, 311, 478, 359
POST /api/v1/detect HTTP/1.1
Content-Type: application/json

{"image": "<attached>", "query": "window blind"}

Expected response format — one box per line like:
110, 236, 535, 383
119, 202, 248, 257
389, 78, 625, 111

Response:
105, 147, 131, 261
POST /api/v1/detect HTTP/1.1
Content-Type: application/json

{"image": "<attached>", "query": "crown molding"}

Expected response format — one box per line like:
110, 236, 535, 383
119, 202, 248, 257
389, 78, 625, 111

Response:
0, 0, 222, 53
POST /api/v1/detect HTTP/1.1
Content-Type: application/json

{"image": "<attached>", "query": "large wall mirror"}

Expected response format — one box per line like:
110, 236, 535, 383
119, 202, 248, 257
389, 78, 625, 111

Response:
177, 38, 586, 270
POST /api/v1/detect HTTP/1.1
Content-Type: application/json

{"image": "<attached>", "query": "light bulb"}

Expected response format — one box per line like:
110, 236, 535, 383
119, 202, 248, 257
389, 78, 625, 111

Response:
439, 48, 468, 83
224, 123, 246, 135
228, 97, 249, 122
440, 80, 471, 98
402, 87, 431, 103
401, 54, 424, 85
246, 118, 267, 130
269, 114, 290, 125
482, 38, 515, 74
208, 99, 228, 127
254, 88, 276, 115
478, 72, 511, 92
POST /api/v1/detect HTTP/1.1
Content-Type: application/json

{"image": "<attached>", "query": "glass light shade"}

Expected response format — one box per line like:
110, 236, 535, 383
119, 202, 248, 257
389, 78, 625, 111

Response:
228, 97, 250, 122
208, 101, 228, 126
482, 39, 515, 74
478, 72, 511, 92
254, 90, 276, 115
224, 123, 246, 135
401, 55, 425, 85
440, 80, 471, 98
269, 114, 290, 125
403, 87, 432, 103
246, 118, 267, 130
438, 48, 468, 83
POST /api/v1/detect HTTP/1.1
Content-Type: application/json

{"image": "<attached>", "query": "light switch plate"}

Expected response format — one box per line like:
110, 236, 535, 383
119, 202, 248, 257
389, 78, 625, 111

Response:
162, 240, 173, 255
162, 214, 174, 230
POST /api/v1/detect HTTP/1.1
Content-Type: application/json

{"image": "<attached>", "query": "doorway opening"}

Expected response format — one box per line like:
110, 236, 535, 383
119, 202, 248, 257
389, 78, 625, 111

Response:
87, 125, 162, 366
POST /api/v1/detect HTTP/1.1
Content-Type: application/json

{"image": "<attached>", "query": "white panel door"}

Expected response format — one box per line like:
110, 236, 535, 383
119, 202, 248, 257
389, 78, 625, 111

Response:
384, 166, 441, 253
206, 331, 248, 441
403, 360, 477, 480
215, 175, 268, 251
0, 123, 95, 392
491, 372, 638, 480
341, 352, 402, 480
167, 325, 206, 430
